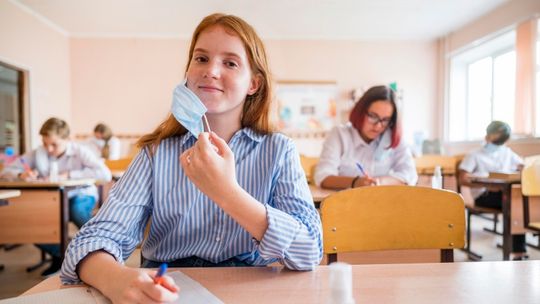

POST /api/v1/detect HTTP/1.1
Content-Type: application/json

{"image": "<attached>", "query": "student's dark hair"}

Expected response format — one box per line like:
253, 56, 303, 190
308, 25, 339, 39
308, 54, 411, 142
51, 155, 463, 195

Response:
486, 121, 511, 145
94, 123, 113, 159
349, 86, 401, 148
39, 117, 70, 139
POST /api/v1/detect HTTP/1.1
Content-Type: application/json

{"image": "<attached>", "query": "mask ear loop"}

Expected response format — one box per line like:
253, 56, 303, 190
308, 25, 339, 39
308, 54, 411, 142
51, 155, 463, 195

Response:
202, 114, 211, 133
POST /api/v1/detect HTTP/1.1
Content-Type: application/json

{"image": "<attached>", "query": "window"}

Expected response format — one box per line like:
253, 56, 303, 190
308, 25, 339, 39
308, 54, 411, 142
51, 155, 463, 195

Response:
448, 31, 516, 141
0, 62, 27, 156
536, 22, 540, 135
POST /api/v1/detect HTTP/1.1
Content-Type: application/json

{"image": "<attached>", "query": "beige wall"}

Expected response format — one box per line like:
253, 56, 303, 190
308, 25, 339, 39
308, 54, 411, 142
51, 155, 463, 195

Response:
0, 0, 71, 148
70, 38, 188, 135
447, 0, 540, 54
69, 38, 437, 149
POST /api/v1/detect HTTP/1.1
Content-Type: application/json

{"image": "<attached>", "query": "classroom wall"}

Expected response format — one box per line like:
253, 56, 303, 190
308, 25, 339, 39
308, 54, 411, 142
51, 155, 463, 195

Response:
70, 37, 437, 155
446, 0, 540, 54
0, 0, 71, 149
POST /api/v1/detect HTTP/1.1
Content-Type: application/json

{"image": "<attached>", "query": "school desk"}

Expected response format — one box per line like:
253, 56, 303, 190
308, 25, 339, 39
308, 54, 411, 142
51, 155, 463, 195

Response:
0, 189, 21, 271
469, 176, 521, 261
309, 184, 336, 208
22, 261, 540, 303
0, 179, 95, 260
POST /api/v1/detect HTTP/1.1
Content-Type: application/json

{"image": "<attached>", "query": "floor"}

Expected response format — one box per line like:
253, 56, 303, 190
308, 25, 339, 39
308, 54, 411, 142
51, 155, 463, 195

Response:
0, 215, 539, 300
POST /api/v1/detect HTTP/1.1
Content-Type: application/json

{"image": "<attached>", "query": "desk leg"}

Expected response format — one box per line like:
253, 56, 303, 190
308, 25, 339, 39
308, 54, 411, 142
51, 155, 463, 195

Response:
502, 185, 512, 261
60, 188, 69, 261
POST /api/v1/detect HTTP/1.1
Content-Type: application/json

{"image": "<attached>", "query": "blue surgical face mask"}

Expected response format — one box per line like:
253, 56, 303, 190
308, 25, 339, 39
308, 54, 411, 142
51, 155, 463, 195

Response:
171, 80, 209, 138
484, 142, 502, 153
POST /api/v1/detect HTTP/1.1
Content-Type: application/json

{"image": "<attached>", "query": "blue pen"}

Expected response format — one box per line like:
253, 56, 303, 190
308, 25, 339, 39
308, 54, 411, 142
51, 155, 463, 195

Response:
356, 162, 368, 177
154, 263, 168, 285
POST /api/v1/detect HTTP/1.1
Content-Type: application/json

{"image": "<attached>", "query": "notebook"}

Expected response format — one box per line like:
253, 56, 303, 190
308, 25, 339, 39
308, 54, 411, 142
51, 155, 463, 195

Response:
0, 271, 222, 304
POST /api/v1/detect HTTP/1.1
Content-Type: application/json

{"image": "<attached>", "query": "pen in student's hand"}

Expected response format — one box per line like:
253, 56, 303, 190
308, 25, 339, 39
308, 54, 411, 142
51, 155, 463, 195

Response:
356, 162, 369, 177
19, 158, 32, 173
154, 263, 168, 286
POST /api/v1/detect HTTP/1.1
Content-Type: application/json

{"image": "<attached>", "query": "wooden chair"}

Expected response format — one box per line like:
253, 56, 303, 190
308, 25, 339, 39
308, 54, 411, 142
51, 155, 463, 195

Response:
299, 154, 318, 184
455, 157, 502, 260
320, 185, 465, 263
104, 157, 133, 171
522, 157, 540, 233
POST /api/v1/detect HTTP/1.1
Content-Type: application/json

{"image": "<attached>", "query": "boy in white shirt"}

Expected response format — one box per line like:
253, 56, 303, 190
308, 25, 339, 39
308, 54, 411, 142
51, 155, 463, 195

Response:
1, 117, 112, 275
459, 121, 525, 259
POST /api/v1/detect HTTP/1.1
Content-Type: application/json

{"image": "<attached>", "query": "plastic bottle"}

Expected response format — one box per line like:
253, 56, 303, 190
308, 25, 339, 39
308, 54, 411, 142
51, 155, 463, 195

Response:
327, 262, 355, 304
49, 160, 59, 182
431, 165, 442, 189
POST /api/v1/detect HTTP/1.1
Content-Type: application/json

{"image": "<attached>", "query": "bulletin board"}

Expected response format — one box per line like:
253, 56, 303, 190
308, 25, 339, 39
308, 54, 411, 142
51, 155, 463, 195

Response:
276, 81, 338, 133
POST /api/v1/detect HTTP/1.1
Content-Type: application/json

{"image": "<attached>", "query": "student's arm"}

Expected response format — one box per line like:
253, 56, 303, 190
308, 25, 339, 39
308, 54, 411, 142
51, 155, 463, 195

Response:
458, 154, 478, 187
313, 127, 375, 189
320, 175, 376, 189
182, 133, 322, 270
68, 144, 112, 181
383, 143, 418, 185
78, 251, 178, 303
0, 151, 37, 180
60, 149, 155, 289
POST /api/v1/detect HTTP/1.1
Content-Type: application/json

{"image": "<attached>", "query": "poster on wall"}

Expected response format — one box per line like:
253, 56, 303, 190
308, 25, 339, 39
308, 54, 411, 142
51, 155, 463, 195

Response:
276, 81, 338, 134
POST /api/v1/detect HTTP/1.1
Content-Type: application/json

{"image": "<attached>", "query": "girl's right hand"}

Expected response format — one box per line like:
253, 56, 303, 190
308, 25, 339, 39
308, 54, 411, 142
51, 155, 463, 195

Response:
353, 176, 377, 187
19, 170, 38, 180
104, 267, 179, 304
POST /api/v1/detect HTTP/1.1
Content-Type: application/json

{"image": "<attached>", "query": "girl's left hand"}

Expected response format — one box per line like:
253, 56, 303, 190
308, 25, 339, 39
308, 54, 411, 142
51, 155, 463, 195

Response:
180, 132, 239, 202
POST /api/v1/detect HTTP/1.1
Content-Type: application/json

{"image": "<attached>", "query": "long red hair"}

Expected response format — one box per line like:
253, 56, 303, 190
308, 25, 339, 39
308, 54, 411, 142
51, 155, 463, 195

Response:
137, 13, 274, 152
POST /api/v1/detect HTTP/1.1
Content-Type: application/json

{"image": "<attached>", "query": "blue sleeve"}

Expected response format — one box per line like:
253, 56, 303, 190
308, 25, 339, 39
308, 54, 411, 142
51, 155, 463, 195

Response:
60, 148, 153, 284
256, 139, 323, 270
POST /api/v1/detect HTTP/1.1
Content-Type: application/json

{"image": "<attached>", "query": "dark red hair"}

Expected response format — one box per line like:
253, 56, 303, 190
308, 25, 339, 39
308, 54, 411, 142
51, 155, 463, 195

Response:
349, 85, 401, 148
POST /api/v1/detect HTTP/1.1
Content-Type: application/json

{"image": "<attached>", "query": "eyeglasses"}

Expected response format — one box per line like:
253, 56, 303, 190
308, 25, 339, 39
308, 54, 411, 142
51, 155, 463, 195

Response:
366, 112, 392, 127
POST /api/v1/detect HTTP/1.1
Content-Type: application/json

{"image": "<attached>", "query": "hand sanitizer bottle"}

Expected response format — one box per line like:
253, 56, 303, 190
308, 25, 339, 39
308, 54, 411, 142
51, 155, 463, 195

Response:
49, 160, 59, 182
431, 165, 442, 189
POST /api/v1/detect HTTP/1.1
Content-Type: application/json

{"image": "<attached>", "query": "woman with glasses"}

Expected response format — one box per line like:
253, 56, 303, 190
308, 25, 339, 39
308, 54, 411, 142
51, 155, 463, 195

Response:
314, 85, 417, 190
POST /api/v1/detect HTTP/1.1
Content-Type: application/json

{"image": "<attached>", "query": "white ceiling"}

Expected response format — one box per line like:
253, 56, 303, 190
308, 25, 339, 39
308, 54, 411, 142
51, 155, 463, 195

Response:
14, 0, 509, 40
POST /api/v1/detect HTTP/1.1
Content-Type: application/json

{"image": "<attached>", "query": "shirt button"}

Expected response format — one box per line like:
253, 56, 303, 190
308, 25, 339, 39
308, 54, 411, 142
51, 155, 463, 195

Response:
215, 236, 221, 242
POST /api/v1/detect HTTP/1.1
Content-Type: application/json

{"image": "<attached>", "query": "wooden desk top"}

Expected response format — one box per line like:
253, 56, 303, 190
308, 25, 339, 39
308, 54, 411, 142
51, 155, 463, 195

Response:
470, 176, 521, 186
0, 178, 95, 188
23, 261, 540, 303
0, 189, 21, 200
309, 184, 336, 203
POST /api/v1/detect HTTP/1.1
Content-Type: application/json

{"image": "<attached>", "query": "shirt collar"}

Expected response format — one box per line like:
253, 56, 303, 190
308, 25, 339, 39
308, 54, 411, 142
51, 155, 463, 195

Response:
179, 128, 265, 148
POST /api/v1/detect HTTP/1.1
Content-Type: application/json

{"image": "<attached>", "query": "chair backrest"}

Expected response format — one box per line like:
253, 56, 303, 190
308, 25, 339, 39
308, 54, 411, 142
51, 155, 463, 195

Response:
320, 185, 465, 263
521, 158, 540, 231
522, 159, 540, 196
299, 154, 319, 184
104, 157, 133, 171
414, 154, 457, 175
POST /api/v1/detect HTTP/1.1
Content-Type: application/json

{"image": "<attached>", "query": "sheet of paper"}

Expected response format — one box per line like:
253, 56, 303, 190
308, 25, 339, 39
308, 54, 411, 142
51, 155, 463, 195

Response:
169, 271, 223, 304
0, 286, 110, 304
0, 271, 222, 304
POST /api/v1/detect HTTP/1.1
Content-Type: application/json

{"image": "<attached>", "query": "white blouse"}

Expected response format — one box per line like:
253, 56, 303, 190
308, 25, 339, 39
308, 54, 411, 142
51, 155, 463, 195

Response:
314, 123, 418, 186
86, 136, 121, 160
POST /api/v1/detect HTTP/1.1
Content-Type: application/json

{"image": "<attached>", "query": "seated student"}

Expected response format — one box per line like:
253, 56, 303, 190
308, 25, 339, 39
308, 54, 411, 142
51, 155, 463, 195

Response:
60, 13, 322, 303
314, 86, 417, 190
1, 117, 112, 275
87, 123, 121, 160
459, 120, 526, 259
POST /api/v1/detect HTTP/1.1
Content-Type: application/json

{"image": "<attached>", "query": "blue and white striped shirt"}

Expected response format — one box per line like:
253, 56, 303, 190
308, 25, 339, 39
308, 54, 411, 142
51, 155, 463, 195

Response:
61, 128, 323, 283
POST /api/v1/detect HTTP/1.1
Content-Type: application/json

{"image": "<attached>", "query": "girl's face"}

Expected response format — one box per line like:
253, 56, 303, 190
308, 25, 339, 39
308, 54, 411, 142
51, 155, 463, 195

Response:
186, 25, 260, 120
359, 100, 394, 141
